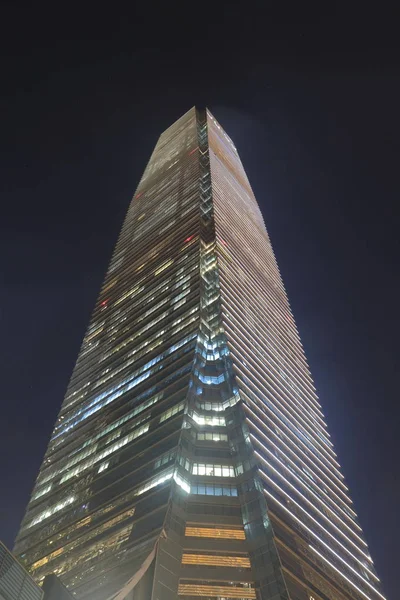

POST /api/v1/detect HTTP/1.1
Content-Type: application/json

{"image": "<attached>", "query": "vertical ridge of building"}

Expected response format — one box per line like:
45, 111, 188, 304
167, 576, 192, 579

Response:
13, 108, 385, 600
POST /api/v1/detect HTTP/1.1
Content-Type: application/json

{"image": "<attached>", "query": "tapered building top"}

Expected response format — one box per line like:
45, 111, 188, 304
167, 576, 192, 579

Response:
14, 108, 384, 600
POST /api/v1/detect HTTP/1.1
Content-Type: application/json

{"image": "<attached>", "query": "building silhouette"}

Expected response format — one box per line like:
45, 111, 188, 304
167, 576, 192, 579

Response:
14, 108, 385, 600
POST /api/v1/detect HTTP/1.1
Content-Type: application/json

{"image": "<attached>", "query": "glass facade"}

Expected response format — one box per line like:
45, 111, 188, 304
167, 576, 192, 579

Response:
14, 108, 385, 600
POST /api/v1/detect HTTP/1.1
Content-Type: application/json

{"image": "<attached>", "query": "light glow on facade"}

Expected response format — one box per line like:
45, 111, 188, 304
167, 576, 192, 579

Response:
14, 108, 384, 600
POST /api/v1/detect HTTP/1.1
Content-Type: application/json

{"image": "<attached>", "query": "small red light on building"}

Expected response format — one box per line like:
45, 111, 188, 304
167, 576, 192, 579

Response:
188, 148, 198, 156
136, 192, 143, 199
184, 235, 194, 243
101, 300, 108, 306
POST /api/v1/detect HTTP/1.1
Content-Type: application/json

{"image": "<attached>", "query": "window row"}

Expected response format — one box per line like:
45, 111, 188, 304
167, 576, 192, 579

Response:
197, 432, 228, 442
160, 401, 185, 423
185, 525, 245, 540
154, 449, 177, 470
181, 553, 251, 568
192, 464, 235, 477
55, 332, 196, 439
191, 483, 238, 497
190, 412, 225, 426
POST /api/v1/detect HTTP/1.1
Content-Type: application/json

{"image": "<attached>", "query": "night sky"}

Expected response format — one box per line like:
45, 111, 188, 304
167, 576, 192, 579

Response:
1, 5, 399, 599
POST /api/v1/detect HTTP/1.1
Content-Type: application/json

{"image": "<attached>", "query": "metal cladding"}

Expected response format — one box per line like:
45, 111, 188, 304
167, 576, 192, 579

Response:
14, 108, 384, 600
0, 541, 43, 600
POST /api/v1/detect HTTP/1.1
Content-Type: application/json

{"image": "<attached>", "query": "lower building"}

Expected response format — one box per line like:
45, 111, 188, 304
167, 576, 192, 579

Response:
42, 575, 75, 600
0, 542, 42, 600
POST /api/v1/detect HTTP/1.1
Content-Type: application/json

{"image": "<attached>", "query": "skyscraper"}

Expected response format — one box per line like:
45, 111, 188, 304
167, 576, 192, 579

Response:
14, 107, 385, 600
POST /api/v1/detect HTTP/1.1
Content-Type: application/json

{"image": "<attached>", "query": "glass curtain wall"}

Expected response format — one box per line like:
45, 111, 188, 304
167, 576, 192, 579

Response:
13, 108, 385, 600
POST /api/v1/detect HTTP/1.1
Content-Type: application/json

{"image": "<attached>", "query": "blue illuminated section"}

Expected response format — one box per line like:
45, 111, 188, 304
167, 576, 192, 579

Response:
53, 333, 197, 439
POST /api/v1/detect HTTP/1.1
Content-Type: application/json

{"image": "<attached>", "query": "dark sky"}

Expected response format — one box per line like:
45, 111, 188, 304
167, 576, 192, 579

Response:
1, 5, 399, 599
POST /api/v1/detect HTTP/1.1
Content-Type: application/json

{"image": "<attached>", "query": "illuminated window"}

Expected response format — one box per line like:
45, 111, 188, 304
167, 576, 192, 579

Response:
173, 472, 190, 493
197, 372, 226, 385
84, 326, 104, 343
192, 463, 235, 477
59, 424, 149, 483
191, 483, 238, 497
160, 401, 185, 423
173, 297, 188, 311
114, 285, 142, 307
197, 432, 228, 442
30, 506, 137, 573
178, 582, 256, 598
134, 470, 173, 496
54, 333, 195, 439
31, 484, 52, 501
197, 401, 224, 412
154, 259, 174, 276
27, 496, 75, 529
185, 525, 245, 540
30, 546, 64, 571
191, 412, 225, 426
154, 449, 176, 469
182, 553, 250, 568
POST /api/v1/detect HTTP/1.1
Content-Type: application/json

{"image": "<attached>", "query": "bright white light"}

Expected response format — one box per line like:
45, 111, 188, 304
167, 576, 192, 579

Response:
244, 401, 352, 503
173, 472, 190, 493
263, 488, 377, 579
309, 546, 385, 600
255, 450, 366, 546
28, 496, 75, 528
248, 422, 359, 524
192, 412, 225, 426
262, 470, 374, 562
